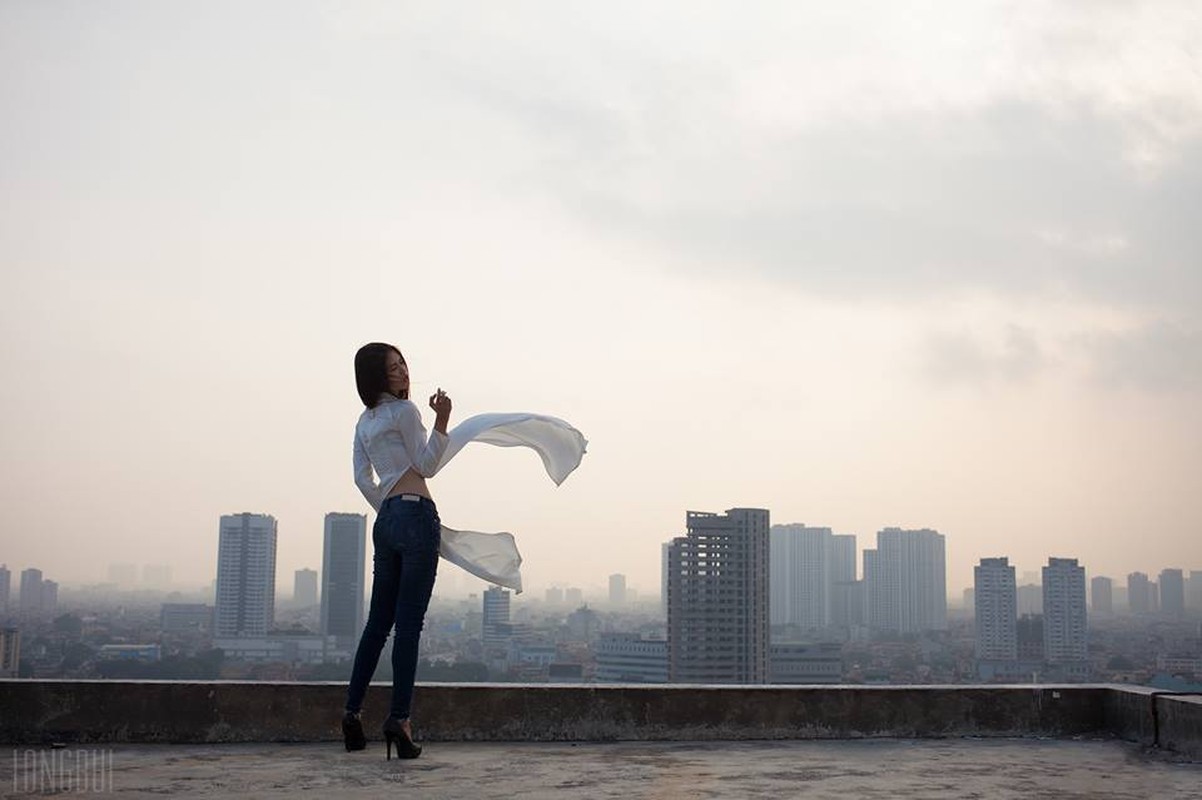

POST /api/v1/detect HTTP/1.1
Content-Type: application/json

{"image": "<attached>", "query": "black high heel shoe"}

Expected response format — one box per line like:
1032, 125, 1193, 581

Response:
342, 712, 366, 752
382, 717, 422, 760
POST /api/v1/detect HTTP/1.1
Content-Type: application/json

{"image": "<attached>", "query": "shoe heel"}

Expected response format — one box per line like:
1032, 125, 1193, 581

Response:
382, 718, 422, 759
342, 712, 366, 753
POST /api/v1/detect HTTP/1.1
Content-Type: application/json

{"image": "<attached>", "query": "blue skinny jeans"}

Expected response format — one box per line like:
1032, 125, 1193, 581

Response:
345, 494, 440, 720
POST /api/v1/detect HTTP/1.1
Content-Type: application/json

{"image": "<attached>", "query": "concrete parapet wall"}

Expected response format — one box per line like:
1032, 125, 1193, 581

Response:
1099, 683, 1202, 758
414, 684, 1109, 742
1102, 684, 1157, 745
1156, 694, 1202, 758
0, 681, 1196, 756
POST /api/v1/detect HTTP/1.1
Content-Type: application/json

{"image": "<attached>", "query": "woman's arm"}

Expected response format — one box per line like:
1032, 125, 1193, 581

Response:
352, 430, 383, 511
396, 396, 451, 478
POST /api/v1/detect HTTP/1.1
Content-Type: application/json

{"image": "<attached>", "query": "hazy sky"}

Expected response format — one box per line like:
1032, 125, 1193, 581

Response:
2, 1, 1199, 598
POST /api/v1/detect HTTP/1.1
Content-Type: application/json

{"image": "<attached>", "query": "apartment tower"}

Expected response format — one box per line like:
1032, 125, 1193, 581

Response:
1090, 575, 1113, 616
769, 525, 832, 630
321, 513, 367, 647
1043, 558, 1088, 678
214, 513, 278, 637
974, 557, 1018, 664
667, 508, 769, 683
863, 528, 947, 634
1159, 569, 1186, 619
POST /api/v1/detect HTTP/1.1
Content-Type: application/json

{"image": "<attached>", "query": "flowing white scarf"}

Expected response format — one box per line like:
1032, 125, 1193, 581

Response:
433, 412, 587, 593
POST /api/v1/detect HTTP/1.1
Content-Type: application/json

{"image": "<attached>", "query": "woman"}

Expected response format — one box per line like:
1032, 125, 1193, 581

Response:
343, 342, 449, 759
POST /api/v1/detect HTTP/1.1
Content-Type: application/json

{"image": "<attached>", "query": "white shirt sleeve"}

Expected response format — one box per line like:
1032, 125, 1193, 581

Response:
352, 429, 383, 512
397, 401, 449, 478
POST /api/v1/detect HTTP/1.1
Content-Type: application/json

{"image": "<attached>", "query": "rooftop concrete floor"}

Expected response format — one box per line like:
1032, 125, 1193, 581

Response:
4, 738, 1200, 799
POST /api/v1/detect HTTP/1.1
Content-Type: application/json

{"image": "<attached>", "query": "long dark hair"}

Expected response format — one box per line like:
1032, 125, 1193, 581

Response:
355, 342, 405, 408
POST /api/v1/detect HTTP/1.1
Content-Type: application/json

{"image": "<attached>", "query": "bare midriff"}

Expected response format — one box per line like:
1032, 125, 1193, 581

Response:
384, 468, 433, 502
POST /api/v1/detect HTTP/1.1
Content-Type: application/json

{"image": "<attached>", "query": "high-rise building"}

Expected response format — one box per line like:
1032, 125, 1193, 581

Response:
294, 568, 318, 607
0, 565, 9, 613
829, 535, 857, 585
1016, 615, 1043, 661
18, 568, 42, 613
832, 580, 864, 628
482, 585, 511, 644
1159, 569, 1186, 619
1090, 576, 1113, 616
862, 528, 947, 634
770, 526, 859, 630
770, 525, 832, 629
1127, 572, 1151, 615
863, 549, 883, 627
40, 580, 58, 614
974, 557, 1017, 663
1043, 558, 1087, 677
0, 628, 20, 677
214, 513, 278, 637
608, 573, 627, 605
661, 541, 672, 615
321, 513, 367, 646
565, 605, 599, 642
565, 587, 583, 607
667, 508, 769, 683
1188, 571, 1202, 613
544, 586, 564, 606
829, 534, 858, 627
1017, 582, 1043, 616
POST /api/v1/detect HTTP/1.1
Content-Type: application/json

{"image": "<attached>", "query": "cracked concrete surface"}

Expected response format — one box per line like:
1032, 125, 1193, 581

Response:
3, 738, 1200, 799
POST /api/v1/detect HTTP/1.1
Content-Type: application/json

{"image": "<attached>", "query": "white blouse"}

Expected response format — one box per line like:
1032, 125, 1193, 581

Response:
353, 396, 450, 510
353, 394, 587, 593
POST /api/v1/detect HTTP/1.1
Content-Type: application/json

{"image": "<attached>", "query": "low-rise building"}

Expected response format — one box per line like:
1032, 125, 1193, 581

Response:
98, 644, 162, 663
1157, 653, 1202, 675
213, 635, 336, 665
595, 634, 668, 683
160, 603, 213, 634
768, 642, 843, 684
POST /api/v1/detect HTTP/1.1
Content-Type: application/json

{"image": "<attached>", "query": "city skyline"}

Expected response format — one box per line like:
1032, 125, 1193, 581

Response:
2, 511, 1199, 603
3, 2, 1200, 596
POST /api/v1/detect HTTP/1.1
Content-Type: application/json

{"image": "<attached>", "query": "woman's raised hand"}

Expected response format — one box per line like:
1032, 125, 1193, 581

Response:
429, 388, 452, 433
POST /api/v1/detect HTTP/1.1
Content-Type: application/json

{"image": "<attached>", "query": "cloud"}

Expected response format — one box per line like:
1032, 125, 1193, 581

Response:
1079, 322, 1202, 391
558, 101, 1201, 317
921, 325, 1048, 387
375, 1, 1202, 317
921, 320, 1202, 393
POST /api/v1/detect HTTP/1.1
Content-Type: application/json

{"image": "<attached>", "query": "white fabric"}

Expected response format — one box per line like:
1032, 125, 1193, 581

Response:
438, 526, 524, 593
353, 395, 587, 594
440, 412, 587, 486
436, 412, 587, 593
